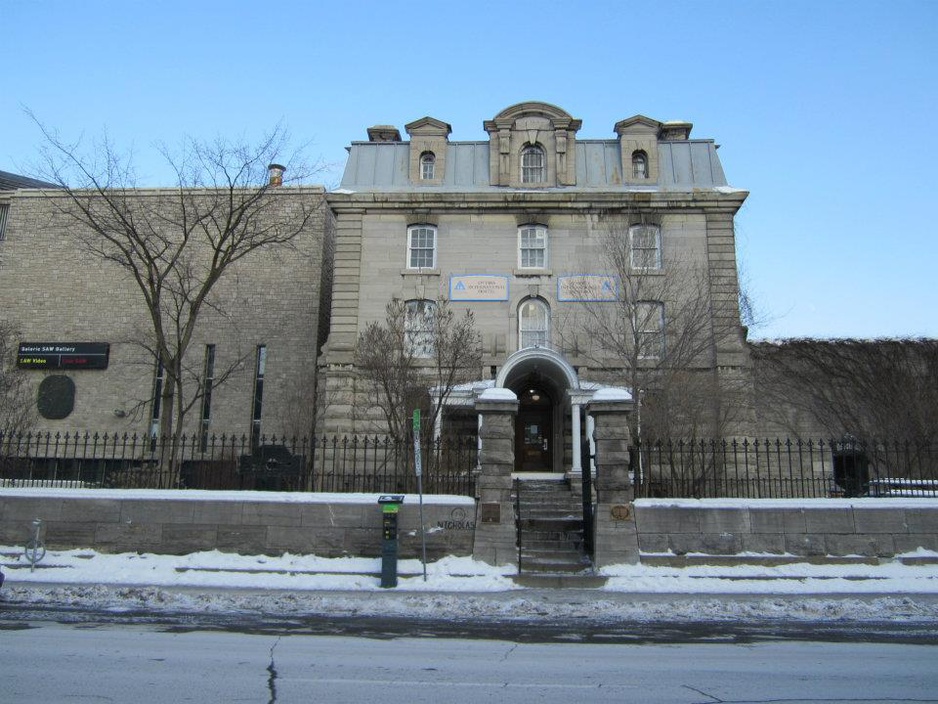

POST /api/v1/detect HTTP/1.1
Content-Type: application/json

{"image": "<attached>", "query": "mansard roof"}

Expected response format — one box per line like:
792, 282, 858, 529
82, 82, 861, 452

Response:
338, 103, 733, 193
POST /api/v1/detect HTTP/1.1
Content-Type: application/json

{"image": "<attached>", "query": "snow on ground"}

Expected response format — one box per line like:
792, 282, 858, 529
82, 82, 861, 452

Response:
2, 546, 938, 624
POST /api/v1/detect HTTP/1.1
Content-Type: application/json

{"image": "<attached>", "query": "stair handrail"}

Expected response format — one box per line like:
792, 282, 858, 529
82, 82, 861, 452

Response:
513, 477, 522, 574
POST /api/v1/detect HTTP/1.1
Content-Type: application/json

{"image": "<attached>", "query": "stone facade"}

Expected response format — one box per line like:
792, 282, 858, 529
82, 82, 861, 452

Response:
0, 187, 331, 439
320, 101, 754, 454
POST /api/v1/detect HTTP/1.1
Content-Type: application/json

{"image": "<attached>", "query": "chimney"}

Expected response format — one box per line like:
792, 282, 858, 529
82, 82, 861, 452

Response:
268, 163, 286, 187
366, 125, 402, 142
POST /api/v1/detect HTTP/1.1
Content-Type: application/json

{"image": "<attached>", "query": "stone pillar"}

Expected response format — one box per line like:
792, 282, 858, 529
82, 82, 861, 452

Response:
471, 388, 519, 566
587, 388, 640, 566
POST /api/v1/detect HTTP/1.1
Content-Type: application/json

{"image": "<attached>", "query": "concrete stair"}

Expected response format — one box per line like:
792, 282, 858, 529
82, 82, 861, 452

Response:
513, 477, 593, 576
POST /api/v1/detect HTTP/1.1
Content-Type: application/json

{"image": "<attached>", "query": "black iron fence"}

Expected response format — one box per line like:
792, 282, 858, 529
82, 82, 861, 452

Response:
633, 438, 938, 499
0, 431, 478, 497
3, 431, 936, 500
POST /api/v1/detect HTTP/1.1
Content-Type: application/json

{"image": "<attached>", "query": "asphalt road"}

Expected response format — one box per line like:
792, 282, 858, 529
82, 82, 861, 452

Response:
3, 598, 938, 645
2, 618, 937, 704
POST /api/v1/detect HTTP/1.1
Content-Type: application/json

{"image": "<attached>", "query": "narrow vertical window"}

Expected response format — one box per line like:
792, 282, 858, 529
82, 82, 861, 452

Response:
635, 301, 665, 360
0, 204, 9, 241
251, 345, 267, 448
149, 360, 164, 451
200, 344, 216, 452
420, 152, 436, 180
407, 225, 437, 269
519, 298, 550, 349
632, 151, 648, 179
518, 225, 548, 269
629, 224, 661, 270
521, 144, 546, 183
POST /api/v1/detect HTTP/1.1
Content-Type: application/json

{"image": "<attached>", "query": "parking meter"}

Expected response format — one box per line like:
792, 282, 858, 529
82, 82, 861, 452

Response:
378, 495, 404, 588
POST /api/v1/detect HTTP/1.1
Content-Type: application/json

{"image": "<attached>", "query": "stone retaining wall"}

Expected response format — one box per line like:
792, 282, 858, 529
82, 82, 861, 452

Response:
0, 489, 475, 559
634, 498, 938, 558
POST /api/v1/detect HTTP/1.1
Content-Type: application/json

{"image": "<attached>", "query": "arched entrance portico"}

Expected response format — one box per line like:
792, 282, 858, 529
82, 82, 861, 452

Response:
495, 348, 583, 475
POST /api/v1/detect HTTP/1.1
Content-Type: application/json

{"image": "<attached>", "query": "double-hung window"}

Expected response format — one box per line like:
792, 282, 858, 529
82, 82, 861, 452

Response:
519, 225, 548, 269
519, 298, 550, 349
629, 224, 661, 270
405, 299, 436, 357
420, 152, 436, 180
407, 225, 437, 269
634, 301, 665, 360
520, 144, 546, 184
632, 151, 648, 179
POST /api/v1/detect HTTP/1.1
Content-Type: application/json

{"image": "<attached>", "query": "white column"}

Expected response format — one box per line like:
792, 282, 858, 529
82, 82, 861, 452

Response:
570, 402, 582, 474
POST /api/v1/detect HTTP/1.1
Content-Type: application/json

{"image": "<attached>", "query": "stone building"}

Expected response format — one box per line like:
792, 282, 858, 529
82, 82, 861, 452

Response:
1, 102, 753, 477
0, 176, 331, 442
320, 101, 753, 475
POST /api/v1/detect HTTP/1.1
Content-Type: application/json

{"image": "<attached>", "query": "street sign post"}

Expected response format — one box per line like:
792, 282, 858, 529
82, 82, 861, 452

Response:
414, 409, 427, 581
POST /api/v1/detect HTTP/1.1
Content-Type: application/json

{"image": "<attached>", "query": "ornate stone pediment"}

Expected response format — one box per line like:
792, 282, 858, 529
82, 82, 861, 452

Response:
483, 102, 582, 187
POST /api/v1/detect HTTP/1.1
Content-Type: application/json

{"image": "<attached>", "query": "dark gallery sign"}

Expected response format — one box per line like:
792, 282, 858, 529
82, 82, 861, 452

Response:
17, 342, 110, 370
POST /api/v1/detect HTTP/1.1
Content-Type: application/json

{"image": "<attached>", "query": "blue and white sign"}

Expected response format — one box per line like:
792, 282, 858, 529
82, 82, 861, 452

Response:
450, 275, 510, 301
557, 275, 619, 302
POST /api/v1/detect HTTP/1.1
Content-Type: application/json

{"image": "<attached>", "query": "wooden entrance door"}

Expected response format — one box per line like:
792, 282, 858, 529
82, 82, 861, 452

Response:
515, 388, 552, 472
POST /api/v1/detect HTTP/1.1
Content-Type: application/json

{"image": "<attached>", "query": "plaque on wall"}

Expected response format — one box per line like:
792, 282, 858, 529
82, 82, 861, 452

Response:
557, 275, 618, 302
17, 342, 110, 370
450, 275, 509, 302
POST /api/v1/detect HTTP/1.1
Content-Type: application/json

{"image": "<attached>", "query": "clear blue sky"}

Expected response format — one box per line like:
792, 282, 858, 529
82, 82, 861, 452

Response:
3, 1, 936, 340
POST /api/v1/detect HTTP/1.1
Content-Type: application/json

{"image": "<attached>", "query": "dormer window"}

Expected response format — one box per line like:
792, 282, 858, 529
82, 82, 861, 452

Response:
632, 151, 648, 179
420, 152, 436, 180
521, 144, 546, 184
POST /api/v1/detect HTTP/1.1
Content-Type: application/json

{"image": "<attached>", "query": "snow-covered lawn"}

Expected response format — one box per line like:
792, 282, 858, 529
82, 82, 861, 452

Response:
3, 546, 938, 623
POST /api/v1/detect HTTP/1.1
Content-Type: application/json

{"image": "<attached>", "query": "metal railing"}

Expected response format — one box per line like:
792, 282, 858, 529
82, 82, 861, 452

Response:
0, 431, 478, 497
633, 438, 938, 499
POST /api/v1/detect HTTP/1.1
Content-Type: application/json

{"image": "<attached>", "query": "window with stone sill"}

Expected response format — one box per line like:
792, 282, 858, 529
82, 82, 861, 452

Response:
407, 224, 437, 269
519, 297, 550, 350
518, 225, 548, 269
632, 150, 648, 179
405, 299, 436, 358
629, 223, 661, 270
634, 301, 665, 360
520, 144, 546, 184
420, 152, 436, 180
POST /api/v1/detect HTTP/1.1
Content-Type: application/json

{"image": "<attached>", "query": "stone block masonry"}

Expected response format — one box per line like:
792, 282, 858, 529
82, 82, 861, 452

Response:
634, 498, 938, 559
0, 489, 475, 559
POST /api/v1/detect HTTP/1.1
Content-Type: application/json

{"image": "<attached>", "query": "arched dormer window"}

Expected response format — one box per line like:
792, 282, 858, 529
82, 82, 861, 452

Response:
632, 150, 648, 179
519, 297, 550, 349
420, 152, 436, 180
520, 144, 546, 184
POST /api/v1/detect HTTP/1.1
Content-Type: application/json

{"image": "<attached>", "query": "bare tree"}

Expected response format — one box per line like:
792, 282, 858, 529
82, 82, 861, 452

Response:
558, 214, 743, 440
751, 338, 938, 444
0, 321, 34, 434
31, 117, 323, 460
356, 298, 481, 445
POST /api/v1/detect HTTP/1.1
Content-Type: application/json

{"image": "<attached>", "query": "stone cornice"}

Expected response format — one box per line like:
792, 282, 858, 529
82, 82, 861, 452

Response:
326, 189, 748, 215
